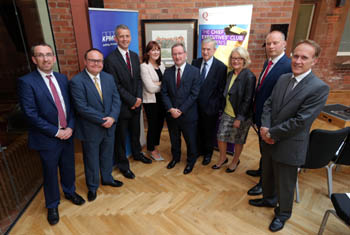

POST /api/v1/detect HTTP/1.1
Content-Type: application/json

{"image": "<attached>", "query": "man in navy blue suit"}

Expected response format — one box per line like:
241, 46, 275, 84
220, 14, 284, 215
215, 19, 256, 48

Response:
70, 48, 122, 202
246, 31, 292, 196
18, 43, 85, 225
192, 38, 227, 165
161, 43, 201, 174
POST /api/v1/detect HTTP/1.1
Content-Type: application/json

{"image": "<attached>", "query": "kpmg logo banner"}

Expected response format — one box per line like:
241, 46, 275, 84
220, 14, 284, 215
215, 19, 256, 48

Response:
88, 8, 139, 58
102, 31, 117, 47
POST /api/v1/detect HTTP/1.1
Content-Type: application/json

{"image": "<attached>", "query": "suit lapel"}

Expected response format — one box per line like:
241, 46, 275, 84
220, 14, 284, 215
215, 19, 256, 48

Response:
100, 73, 109, 110
34, 71, 56, 107
204, 58, 216, 84
83, 70, 103, 105
168, 66, 177, 94
115, 49, 132, 77
181, 63, 190, 88
281, 73, 312, 107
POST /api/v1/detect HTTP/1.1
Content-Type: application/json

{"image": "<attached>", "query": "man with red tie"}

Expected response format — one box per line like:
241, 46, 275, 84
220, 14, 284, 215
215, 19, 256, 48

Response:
246, 31, 292, 196
18, 43, 85, 225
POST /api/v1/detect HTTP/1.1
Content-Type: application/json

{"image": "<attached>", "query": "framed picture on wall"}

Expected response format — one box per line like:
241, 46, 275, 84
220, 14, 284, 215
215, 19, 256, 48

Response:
141, 19, 198, 67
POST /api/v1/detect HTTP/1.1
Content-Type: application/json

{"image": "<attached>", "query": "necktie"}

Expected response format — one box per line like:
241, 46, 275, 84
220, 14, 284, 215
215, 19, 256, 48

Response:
257, 60, 273, 90
200, 62, 207, 81
93, 77, 103, 101
284, 77, 297, 101
125, 51, 132, 75
46, 75, 67, 128
176, 68, 181, 89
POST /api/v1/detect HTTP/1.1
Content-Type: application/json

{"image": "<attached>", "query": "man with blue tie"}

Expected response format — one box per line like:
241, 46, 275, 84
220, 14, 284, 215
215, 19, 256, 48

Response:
18, 43, 85, 225
246, 31, 292, 196
161, 43, 201, 174
70, 48, 123, 202
192, 38, 227, 165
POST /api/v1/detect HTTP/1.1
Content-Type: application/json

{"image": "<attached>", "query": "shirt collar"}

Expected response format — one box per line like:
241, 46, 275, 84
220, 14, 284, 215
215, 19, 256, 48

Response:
203, 56, 214, 67
37, 68, 53, 78
85, 69, 100, 80
293, 69, 312, 83
118, 46, 129, 56
270, 52, 285, 64
175, 62, 186, 72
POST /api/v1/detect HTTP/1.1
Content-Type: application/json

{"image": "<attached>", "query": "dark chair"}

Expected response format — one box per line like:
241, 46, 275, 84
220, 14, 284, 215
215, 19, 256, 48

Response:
295, 127, 350, 202
318, 193, 350, 235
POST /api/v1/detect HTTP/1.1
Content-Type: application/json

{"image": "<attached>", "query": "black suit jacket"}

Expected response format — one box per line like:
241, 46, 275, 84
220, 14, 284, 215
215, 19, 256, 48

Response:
161, 63, 201, 123
226, 68, 256, 121
191, 57, 227, 116
104, 48, 142, 119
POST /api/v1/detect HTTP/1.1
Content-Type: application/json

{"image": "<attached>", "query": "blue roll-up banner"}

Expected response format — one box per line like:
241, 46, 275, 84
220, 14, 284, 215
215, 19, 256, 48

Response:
88, 8, 145, 157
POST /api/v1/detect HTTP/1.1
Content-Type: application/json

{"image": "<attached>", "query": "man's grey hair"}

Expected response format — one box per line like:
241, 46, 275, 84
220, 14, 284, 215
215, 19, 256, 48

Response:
171, 42, 186, 53
202, 38, 217, 48
115, 24, 130, 36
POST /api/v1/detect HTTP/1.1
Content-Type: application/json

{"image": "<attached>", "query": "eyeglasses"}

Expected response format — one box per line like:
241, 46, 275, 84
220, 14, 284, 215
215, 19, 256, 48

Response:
35, 53, 54, 58
231, 57, 243, 61
87, 59, 103, 64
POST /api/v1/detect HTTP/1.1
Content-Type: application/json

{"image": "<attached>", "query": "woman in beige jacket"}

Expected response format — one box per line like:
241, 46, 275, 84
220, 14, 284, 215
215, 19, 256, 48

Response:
141, 41, 166, 160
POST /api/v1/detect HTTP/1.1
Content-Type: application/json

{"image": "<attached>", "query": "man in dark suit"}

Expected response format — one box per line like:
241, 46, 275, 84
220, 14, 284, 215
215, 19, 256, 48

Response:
104, 24, 151, 180
246, 31, 292, 196
161, 43, 201, 174
249, 40, 329, 232
18, 43, 85, 225
70, 48, 123, 202
191, 38, 227, 165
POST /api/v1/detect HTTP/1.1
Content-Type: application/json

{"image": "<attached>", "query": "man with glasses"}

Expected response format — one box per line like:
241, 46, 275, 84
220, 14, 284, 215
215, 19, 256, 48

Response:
70, 48, 122, 202
18, 43, 85, 225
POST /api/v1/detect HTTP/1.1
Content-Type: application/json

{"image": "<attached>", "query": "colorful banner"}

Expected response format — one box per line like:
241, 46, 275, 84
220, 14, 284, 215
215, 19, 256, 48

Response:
198, 5, 253, 66
88, 8, 145, 155
88, 8, 139, 57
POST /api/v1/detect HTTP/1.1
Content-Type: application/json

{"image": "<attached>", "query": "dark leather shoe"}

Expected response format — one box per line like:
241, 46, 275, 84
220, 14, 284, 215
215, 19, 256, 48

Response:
87, 191, 97, 202
167, 160, 178, 169
121, 169, 135, 179
269, 217, 285, 232
102, 179, 123, 187
202, 156, 211, 165
64, 192, 85, 205
134, 153, 152, 164
211, 158, 228, 169
246, 169, 261, 177
183, 164, 194, 174
249, 198, 276, 208
225, 160, 240, 173
247, 184, 263, 196
47, 208, 59, 225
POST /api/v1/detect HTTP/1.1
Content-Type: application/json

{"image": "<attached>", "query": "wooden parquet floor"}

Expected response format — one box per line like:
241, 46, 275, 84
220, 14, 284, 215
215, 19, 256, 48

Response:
10, 117, 350, 234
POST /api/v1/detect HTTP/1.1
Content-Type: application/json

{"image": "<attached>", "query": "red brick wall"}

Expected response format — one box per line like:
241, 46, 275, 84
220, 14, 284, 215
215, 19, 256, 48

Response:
311, 0, 350, 90
48, 0, 79, 79
48, 0, 350, 89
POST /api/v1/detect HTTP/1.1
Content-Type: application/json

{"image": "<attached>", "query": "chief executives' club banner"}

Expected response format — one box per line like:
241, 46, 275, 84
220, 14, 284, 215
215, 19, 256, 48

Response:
198, 5, 253, 67
198, 5, 253, 154
88, 8, 145, 156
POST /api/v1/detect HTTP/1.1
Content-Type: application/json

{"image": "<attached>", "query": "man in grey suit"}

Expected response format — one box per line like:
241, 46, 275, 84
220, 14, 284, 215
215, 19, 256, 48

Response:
249, 40, 330, 232
104, 24, 152, 180
70, 48, 123, 202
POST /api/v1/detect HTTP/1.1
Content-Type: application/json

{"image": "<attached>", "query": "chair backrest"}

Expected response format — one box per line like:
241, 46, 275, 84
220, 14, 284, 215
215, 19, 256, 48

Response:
303, 127, 350, 169
334, 130, 350, 165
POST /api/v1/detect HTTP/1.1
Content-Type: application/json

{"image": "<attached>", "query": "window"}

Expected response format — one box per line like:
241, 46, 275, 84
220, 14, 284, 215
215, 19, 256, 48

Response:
337, 9, 350, 56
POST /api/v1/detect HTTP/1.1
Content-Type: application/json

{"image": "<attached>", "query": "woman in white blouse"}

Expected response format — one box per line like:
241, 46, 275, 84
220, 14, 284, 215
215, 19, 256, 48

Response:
140, 41, 166, 160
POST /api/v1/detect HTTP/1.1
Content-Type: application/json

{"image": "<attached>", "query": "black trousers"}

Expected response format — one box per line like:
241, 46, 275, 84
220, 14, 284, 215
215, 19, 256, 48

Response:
197, 109, 219, 159
143, 99, 166, 151
115, 112, 142, 171
166, 115, 198, 165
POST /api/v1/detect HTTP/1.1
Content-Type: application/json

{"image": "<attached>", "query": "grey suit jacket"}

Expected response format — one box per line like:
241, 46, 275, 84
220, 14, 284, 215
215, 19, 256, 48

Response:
261, 72, 329, 166
70, 70, 121, 142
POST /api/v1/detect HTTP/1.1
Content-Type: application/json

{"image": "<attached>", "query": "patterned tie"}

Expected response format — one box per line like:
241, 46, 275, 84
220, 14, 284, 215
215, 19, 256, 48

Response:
125, 51, 132, 75
200, 62, 207, 81
93, 77, 103, 101
257, 60, 273, 90
46, 75, 67, 128
176, 68, 181, 89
